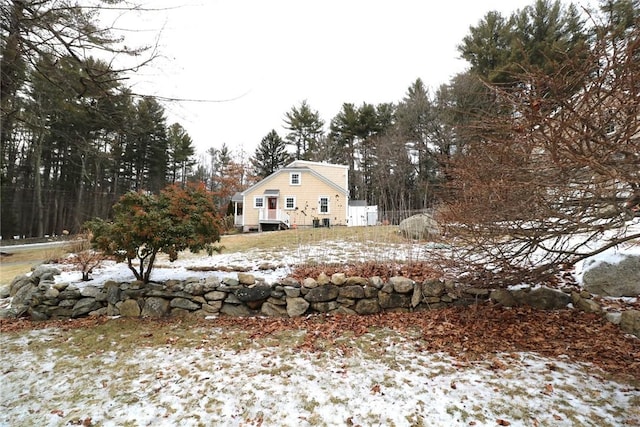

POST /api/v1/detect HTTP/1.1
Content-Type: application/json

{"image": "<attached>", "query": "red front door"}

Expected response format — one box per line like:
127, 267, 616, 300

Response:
267, 197, 277, 219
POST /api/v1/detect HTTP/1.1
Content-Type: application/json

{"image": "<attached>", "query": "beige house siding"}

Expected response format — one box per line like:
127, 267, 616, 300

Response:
240, 162, 349, 230
288, 160, 348, 190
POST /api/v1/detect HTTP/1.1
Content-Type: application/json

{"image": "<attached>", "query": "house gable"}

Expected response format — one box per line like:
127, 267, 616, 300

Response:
238, 161, 349, 229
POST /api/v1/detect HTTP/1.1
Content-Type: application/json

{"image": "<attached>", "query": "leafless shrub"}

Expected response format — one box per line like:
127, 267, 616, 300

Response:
440, 19, 640, 285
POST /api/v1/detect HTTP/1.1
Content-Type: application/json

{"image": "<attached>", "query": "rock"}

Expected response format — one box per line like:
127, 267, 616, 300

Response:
311, 301, 339, 312
330, 273, 347, 286
286, 297, 310, 317
283, 286, 301, 298
336, 297, 355, 306
80, 286, 101, 298
202, 301, 222, 313
302, 278, 318, 289
620, 310, 640, 337
9, 275, 32, 297
220, 303, 252, 317
234, 286, 271, 302
363, 287, 378, 298
464, 288, 490, 297
571, 292, 601, 313
119, 299, 141, 317
31, 266, 61, 281
237, 272, 256, 285
104, 282, 121, 304
0, 284, 10, 299
398, 213, 440, 240
345, 276, 368, 286
44, 287, 60, 299
184, 281, 205, 296
204, 291, 227, 301
512, 286, 571, 310
58, 287, 81, 300
170, 297, 200, 311
28, 308, 49, 321
369, 276, 384, 289
142, 297, 170, 317
490, 289, 518, 307
267, 297, 286, 306
224, 293, 242, 304
89, 307, 108, 317
11, 282, 37, 316
72, 298, 101, 317
222, 278, 239, 287
390, 277, 414, 294
339, 286, 365, 299
304, 285, 339, 303
53, 282, 69, 291
316, 272, 331, 285
378, 292, 411, 309
421, 280, 445, 297
605, 312, 622, 325
0, 308, 18, 319
582, 255, 640, 297
261, 302, 288, 317
411, 285, 422, 308
355, 298, 381, 315
331, 306, 357, 316
280, 277, 299, 287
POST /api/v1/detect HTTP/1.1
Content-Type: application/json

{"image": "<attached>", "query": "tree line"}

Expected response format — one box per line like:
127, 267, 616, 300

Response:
1, 0, 637, 241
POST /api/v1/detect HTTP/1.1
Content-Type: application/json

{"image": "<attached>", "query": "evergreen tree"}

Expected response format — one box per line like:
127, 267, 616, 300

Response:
167, 123, 196, 185
250, 129, 290, 179
283, 100, 325, 160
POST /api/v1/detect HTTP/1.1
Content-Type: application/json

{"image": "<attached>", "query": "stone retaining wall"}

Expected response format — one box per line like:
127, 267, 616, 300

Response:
3, 266, 639, 338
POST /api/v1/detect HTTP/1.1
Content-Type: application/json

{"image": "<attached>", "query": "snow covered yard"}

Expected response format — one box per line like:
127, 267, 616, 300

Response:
1, 315, 638, 427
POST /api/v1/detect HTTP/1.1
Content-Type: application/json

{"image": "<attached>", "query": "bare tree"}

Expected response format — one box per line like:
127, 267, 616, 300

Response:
440, 16, 640, 284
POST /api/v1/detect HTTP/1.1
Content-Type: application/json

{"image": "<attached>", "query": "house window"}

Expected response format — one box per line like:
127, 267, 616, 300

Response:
290, 172, 301, 185
319, 196, 329, 214
254, 196, 264, 208
285, 196, 296, 210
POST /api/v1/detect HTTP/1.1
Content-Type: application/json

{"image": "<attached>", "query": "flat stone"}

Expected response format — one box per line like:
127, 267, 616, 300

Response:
304, 285, 339, 302
339, 286, 365, 299
170, 297, 200, 311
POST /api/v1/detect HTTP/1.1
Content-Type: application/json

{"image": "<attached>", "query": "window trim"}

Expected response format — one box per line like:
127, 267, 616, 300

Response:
290, 172, 301, 186
284, 196, 296, 210
254, 196, 264, 208
318, 196, 330, 214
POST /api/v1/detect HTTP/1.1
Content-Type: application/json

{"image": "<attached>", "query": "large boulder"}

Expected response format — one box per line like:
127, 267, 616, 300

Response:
399, 213, 440, 240
582, 255, 640, 297
511, 286, 571, 310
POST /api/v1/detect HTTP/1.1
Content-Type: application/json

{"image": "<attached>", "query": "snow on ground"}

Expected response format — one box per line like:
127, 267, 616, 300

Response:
2, 229, 640, 426
1, 327, 638, 427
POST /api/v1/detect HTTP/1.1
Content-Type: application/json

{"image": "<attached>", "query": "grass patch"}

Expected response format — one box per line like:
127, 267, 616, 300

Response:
0, 244, 77, 286
218, 225, 404, 254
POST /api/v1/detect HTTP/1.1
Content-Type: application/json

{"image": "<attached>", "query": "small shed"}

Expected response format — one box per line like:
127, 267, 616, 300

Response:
348, 200, 378, 226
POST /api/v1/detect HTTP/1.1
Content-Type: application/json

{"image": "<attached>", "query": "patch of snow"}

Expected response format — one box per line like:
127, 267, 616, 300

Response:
0, 328, 637, 426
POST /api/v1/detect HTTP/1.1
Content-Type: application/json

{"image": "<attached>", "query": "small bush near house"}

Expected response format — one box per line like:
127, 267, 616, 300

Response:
86, 183, 223, 283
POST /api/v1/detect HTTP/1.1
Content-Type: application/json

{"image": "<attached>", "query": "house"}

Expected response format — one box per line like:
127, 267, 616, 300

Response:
232, 160, 350, 232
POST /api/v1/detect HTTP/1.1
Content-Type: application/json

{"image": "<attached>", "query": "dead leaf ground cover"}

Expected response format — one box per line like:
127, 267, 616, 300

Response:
2, 304, 638, 382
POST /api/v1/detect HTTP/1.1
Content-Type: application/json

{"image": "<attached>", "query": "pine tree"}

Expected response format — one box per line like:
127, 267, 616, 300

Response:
250, 130, 291, 179
283, 100, 324, 160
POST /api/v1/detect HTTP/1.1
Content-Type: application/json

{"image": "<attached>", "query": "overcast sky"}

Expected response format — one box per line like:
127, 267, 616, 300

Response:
112, 0, 593, 157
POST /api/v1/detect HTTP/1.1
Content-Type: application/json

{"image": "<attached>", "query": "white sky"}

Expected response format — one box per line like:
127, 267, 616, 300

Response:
111, 0, 593, 157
